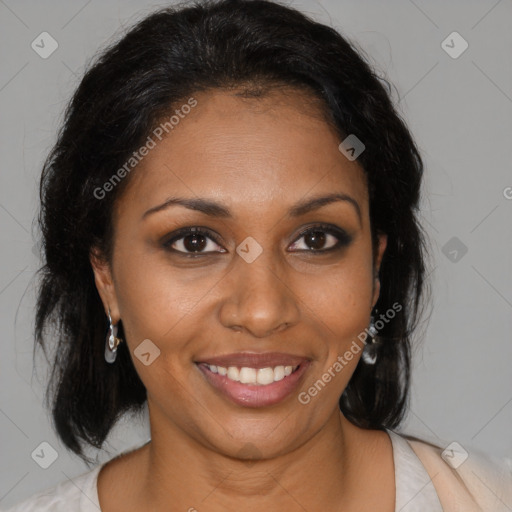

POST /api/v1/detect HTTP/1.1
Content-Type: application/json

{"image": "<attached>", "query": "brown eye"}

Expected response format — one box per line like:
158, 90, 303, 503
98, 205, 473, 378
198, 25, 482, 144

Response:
304, 230, 327, 250
289, 224, 352, 253
181, 233, 208, 252
163, 227, 226, 255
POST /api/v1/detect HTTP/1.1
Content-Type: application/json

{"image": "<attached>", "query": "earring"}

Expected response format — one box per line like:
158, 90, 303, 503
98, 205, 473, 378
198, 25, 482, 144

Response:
361, 314, 380, 365
104, 307, 124, 364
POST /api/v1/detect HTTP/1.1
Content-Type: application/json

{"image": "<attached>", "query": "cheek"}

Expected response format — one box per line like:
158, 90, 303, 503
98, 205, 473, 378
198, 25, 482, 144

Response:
112, 247, 199, 351
303, 256, 375, 339
112, 254, 202, 400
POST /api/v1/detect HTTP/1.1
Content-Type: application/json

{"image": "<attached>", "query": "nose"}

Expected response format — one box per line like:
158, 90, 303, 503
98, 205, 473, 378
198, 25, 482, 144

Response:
218, 248, 301, 338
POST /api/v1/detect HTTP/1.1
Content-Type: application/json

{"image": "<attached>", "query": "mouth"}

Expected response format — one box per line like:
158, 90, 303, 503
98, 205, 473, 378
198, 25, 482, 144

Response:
195, 352, 311, 408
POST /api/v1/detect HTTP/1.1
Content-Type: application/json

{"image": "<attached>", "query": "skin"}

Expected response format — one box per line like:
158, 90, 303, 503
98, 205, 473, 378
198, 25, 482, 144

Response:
90, 87, 394, 511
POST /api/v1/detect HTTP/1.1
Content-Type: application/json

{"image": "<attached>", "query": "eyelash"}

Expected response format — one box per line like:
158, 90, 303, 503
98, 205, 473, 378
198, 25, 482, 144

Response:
162, 224, 352, 258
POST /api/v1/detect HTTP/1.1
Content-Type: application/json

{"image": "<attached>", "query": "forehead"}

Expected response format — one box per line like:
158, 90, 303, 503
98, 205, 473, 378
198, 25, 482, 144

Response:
116, 88, 368, 221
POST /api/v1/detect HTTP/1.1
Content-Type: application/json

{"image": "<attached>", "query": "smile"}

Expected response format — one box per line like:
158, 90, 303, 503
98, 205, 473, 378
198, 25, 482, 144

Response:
195, 353, 310, 408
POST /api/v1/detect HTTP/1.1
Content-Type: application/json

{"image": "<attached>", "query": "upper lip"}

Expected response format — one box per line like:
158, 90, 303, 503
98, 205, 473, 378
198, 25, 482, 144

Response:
196, 352, 310, 369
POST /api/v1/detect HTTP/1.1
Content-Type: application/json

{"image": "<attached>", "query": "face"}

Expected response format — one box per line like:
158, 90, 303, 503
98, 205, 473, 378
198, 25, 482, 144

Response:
91, 87, 387, 460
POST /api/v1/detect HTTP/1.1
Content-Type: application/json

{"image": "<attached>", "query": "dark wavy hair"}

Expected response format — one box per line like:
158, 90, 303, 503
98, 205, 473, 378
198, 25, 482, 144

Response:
34, 0, 430, 464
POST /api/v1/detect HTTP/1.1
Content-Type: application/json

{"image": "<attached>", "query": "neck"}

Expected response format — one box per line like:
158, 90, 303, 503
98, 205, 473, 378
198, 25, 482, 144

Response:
137, 408, 376, 511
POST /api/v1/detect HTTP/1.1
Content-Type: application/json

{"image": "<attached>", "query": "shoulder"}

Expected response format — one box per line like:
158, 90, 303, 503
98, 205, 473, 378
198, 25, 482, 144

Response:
1, 466, 102, 512
2, 440, 151, 512
402, 433, 512, 512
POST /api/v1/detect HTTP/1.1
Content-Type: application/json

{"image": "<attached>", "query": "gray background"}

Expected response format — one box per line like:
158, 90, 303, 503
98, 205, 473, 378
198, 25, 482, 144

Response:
1, 0, 511, 508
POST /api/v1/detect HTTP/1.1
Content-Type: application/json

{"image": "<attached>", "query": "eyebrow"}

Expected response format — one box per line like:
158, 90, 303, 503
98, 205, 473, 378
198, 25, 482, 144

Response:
142, 192, 362, 224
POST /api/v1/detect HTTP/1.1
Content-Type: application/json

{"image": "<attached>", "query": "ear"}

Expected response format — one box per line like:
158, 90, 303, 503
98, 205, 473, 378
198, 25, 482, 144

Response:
89, 246, 120, 322
371, 233, 388, 309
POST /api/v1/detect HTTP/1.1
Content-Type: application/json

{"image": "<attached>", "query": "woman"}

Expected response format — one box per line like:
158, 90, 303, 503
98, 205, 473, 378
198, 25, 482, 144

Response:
5, 0, 511, 510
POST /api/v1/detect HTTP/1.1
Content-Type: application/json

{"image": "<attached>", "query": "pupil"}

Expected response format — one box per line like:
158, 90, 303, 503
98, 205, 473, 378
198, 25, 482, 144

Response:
306, 231, 325, 250
184, 234, 206, 252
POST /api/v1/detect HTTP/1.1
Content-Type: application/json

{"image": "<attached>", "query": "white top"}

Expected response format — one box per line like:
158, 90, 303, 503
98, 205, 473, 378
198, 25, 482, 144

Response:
1, 430, 444, 511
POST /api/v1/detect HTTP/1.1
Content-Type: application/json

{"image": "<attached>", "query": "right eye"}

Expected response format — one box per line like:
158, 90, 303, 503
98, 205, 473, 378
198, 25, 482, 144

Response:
162, 227, 227, 256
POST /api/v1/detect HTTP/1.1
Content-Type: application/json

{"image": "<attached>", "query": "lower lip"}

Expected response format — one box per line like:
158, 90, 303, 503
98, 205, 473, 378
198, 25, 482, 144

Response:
196, 362, 310, 408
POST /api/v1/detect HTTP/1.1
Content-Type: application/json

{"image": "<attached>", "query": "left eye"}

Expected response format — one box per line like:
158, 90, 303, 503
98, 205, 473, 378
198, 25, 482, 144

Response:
289, 227, 349, 252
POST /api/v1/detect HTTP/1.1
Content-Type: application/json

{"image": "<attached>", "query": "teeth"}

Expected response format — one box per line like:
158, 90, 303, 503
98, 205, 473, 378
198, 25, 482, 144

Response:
227, 366, 240, 381
274, 365, 285, 381
257, 367, 274, 385
239, 367, 257, 384
206, 364, 299, 385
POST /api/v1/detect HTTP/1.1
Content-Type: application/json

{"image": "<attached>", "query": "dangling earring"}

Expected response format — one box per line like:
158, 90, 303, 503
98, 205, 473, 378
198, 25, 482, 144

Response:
105, 307, 124, 364
361, 314, 380, 365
